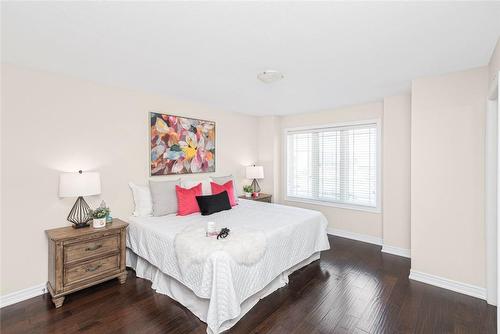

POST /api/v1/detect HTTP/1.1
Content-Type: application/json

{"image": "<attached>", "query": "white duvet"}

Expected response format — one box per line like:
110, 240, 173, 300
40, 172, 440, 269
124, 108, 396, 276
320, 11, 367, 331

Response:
126, 199, 330, 333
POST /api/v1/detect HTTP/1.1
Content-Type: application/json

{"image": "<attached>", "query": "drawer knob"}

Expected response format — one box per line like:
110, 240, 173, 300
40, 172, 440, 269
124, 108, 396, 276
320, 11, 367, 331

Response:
86, 264, 102, 272
85, 244, 102, 251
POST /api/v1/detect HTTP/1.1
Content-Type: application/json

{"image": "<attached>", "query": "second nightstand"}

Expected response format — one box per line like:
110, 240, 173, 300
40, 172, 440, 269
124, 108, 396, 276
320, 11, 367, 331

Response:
239, 193, 272, 203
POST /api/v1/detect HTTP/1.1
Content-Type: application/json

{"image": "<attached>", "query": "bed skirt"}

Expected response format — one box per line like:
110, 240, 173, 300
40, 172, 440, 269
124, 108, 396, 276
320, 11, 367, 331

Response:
126, 248, 320, 334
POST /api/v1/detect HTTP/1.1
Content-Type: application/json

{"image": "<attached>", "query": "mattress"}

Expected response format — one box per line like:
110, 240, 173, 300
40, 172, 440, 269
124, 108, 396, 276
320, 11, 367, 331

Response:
126, 199, 330, 333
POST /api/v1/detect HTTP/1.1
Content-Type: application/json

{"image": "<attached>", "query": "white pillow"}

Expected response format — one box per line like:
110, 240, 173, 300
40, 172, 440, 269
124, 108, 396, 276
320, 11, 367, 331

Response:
128, 182, 153, 216
181, 177, 213, 196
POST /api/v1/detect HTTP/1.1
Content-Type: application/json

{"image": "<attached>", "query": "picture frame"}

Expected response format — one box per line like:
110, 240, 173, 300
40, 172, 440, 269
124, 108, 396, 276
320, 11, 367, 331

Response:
149, 112, 216, 176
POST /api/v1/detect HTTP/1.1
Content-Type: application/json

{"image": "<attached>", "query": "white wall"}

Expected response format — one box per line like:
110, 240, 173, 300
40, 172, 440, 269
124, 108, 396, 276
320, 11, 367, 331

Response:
3, 50, 497, 300
272, 98, 412, 247
277, 102, 384, 239
489, 37, 500, 85
257, 116, 281, 198
0, 64, 259, 295
382, 94, 411, 251
411, 66, 488, 288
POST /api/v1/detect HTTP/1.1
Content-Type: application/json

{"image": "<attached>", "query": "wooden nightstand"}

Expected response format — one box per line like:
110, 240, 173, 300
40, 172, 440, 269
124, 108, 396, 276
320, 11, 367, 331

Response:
238, 193, 272, 203
45, 219, 128, 308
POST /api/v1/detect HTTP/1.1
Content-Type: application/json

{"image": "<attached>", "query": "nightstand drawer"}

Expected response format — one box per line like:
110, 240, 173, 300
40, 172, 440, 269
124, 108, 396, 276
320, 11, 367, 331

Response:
64, 234, 119, 263
64, 254, 120, 286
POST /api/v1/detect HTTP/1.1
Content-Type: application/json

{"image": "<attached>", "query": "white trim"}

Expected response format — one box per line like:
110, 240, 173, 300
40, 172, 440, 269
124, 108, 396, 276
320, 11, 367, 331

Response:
284, 196, 381, 213
488, 72, 498, 100
0, 283, 47, 308
327, 227, 382, 246
282, 119, 382, 213
496, 70, 500, 331
486, 88, 498, 306
381, 244, 411, 258
283, 119, 381, 133
409, 270, 486, 300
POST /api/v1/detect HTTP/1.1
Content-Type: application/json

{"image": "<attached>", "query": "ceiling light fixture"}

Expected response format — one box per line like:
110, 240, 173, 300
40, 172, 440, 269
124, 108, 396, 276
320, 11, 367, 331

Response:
257, 70, 284, 83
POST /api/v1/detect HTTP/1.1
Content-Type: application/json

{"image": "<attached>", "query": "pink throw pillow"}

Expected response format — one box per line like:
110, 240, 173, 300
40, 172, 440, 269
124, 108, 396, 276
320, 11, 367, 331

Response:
176, 183, 202, 216
211, 180, 237, 206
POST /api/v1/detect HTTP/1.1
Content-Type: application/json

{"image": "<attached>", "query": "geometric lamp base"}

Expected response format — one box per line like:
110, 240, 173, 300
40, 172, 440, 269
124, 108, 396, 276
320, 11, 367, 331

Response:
251, 179, 261, 193
67, 196, 92, 228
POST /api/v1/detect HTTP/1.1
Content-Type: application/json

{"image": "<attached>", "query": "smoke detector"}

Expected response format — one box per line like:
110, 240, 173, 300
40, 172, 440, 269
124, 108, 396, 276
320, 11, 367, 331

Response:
257, 70, 284, 83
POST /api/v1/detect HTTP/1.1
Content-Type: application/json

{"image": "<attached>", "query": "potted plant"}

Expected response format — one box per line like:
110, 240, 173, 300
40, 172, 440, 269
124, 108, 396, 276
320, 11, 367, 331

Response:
243, 185, 253, 198
90, 207, 109, 229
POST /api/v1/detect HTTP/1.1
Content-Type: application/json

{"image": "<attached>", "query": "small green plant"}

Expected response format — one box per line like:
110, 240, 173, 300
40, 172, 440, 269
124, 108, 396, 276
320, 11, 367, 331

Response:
90, 207, 109, 219
243, 185, 253, 193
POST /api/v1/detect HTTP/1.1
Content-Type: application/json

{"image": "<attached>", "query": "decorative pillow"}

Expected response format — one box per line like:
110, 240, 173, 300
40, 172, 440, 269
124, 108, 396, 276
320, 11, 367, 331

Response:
149, 179, 180, 216
128, 182, 153, 216
211, 180, 237, 206
181, 177, 212, 196
176, 183, 203, 216
196, 191, 232, 216
211, 175, 238, 203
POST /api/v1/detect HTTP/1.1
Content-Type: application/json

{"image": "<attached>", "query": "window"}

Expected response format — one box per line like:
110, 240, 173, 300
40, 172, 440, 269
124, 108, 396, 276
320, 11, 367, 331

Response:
285, 121, 380, 211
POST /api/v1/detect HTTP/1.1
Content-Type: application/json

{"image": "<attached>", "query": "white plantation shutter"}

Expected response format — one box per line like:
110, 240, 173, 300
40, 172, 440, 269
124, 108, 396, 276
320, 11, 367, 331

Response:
286, 122, 378, 208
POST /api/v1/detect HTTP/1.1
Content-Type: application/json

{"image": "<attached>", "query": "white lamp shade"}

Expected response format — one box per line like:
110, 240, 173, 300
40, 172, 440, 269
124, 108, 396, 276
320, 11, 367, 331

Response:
59, 171, 101, 197
246, 165, 264, 179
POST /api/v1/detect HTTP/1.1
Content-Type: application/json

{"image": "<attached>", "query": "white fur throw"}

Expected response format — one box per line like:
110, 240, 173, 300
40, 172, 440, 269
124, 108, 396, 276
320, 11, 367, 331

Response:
174, 226, 267, 272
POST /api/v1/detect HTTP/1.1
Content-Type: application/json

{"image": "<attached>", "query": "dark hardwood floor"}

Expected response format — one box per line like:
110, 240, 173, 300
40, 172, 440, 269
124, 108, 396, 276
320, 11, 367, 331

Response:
1, 235, 496, 334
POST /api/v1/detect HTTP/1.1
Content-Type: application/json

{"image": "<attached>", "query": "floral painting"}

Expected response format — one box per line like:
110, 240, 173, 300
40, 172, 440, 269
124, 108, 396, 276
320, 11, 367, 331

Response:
150, 113, 216, 175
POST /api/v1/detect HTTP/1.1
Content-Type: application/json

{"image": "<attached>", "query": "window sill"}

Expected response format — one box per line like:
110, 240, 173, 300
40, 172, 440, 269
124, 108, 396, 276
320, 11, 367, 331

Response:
284, 196, 382, 214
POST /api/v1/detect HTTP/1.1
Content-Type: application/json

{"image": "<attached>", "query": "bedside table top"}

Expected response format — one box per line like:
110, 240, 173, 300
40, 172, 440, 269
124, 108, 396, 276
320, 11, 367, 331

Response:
238, 193, 272, 200
46, 218, 128, 241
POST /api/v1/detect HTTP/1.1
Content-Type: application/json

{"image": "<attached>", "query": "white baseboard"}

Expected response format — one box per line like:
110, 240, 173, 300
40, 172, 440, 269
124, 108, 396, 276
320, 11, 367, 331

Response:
381, 245, 411, 258
327, 228, 410, 259
409, 269, 486, 300
0, 283, 47, 308
327, 227, 382, 246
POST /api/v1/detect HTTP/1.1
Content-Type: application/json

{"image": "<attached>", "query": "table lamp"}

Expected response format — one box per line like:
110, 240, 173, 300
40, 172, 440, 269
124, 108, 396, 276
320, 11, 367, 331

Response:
246, 165, 264, 194
59, 170, 101, 228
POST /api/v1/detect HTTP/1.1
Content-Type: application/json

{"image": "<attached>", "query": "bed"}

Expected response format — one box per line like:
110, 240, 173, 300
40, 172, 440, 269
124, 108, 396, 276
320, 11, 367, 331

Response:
126, 199, 330, 334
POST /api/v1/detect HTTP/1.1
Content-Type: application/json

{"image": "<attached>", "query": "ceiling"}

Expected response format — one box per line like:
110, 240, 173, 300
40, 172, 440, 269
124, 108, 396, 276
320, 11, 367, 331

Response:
2, 1, 500, 116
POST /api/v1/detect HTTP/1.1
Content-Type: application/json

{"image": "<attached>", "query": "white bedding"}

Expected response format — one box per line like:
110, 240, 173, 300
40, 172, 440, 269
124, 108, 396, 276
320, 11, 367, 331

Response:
126, 199, 330, 333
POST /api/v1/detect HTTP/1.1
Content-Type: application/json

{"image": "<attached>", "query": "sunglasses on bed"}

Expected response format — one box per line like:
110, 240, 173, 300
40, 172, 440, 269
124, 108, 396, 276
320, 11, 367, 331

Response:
217, 228, 230, 239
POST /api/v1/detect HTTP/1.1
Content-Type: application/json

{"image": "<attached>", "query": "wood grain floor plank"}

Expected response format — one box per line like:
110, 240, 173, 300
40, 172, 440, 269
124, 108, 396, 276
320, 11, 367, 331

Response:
1, 235, 496, 334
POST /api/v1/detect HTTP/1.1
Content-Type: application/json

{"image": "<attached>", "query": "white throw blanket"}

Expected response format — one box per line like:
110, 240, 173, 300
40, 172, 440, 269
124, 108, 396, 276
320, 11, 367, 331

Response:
174, 227, 266, 274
